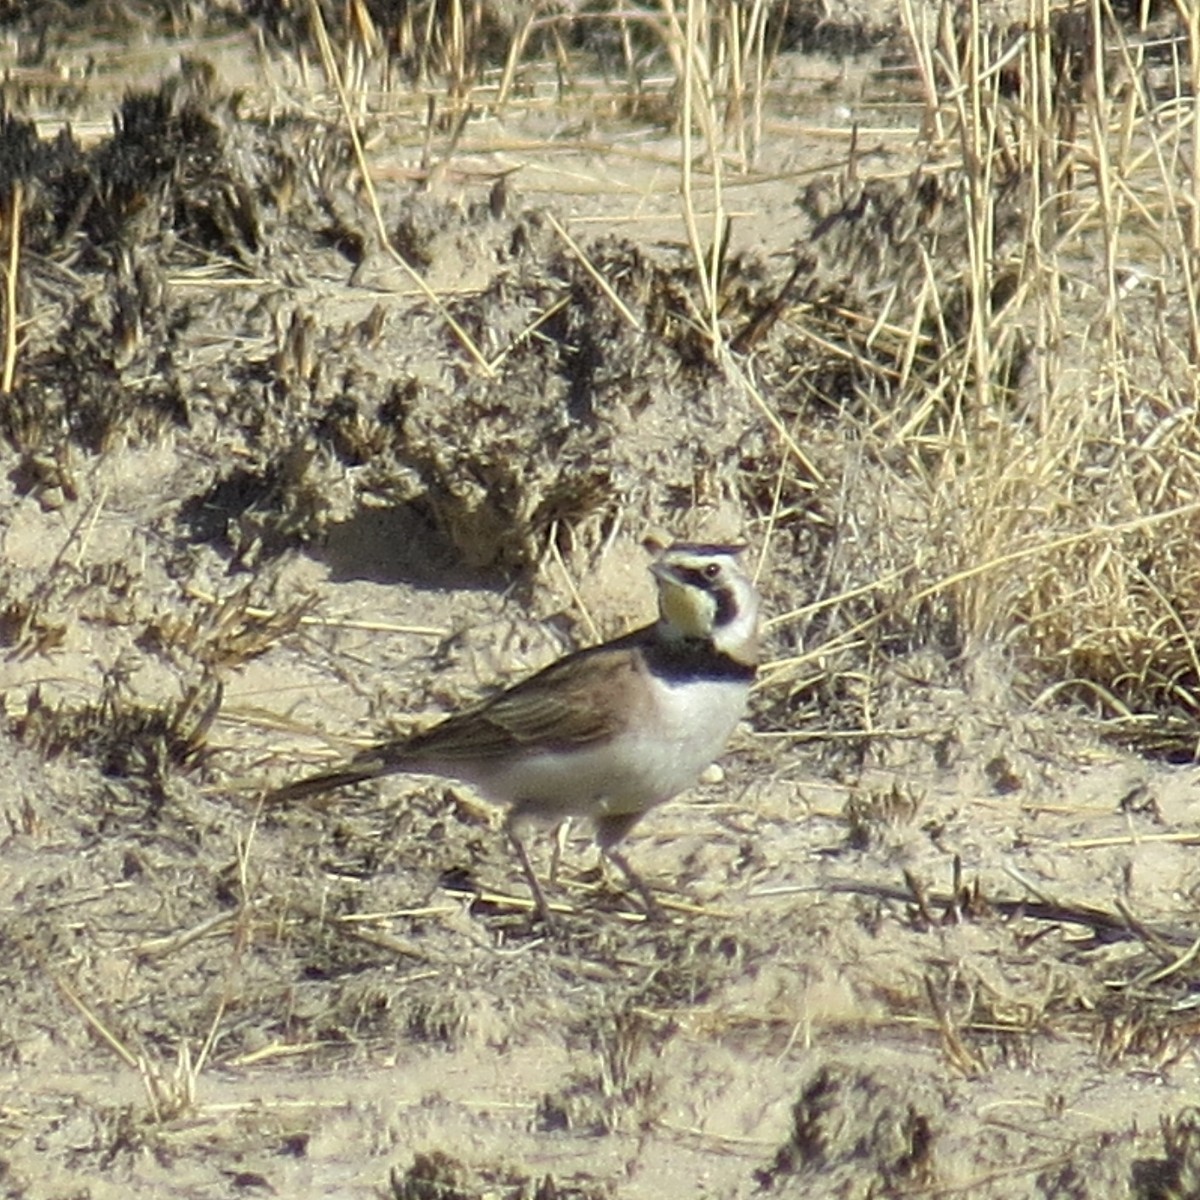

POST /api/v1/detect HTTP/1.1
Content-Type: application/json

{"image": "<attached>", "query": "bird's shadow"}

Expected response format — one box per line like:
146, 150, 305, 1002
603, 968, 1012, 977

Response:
318, 503, 506, 591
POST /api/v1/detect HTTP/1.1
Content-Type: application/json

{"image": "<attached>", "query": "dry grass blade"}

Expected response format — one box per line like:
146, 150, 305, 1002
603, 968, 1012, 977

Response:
545, 212, 642, 335
1, 180, 20, 394
130, 911, 238, 961
794, 873, 1200, 951
48, 968, 200, 1122
924, 973, 985, 1077
655, 0, 728, 343
1126, 935, 1200, 989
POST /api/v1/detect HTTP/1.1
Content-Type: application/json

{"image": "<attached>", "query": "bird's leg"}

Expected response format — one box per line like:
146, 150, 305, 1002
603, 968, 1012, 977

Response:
602, 846, 665, 921
595, 811, 665, 921
505, 816, 555, 928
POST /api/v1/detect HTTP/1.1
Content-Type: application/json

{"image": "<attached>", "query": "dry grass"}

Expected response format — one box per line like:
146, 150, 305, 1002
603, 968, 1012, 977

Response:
733, 0, 1200, 756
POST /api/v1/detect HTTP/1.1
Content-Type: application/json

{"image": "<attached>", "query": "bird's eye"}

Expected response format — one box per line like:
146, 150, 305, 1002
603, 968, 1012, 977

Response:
703, 562, 721, 580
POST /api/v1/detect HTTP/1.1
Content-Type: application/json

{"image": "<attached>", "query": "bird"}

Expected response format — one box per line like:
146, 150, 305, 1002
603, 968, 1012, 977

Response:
266, 541, 761, 922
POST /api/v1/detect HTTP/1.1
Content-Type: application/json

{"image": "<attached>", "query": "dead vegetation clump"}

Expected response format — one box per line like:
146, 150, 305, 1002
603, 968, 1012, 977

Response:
755, 1063, 935, 1195
389, 1149, 612, 1200
0, 63, 323, 454
12, 671, 220, 799
0, 48, 799, 577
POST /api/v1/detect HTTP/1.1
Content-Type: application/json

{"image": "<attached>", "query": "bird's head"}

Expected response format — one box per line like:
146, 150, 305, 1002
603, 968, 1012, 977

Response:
650, 542, 761, 662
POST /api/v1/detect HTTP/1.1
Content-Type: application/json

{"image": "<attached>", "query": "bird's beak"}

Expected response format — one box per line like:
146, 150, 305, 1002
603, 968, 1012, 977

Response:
649, 557, 685, 589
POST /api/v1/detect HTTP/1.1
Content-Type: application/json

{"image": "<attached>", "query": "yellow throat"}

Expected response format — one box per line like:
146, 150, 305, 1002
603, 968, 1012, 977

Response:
657, 576, 715, 639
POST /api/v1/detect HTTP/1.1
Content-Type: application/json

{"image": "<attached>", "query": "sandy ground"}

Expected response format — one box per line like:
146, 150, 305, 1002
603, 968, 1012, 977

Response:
2, 12, 1200, 1200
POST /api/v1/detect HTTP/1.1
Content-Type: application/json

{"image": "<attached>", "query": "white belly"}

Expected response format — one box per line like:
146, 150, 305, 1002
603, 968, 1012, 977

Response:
470, 676, 749, 821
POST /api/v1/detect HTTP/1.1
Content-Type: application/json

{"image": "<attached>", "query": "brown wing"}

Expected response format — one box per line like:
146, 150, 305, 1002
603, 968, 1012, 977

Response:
401, 635, 648, 764
266, 632, 654, 801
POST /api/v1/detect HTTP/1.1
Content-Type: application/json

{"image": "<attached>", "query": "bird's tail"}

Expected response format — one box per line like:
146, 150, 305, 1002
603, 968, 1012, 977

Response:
266, 748, 399, 803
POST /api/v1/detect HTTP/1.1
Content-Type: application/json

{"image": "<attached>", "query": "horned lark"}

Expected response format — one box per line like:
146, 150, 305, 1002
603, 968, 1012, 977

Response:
268, 542, 761, 921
